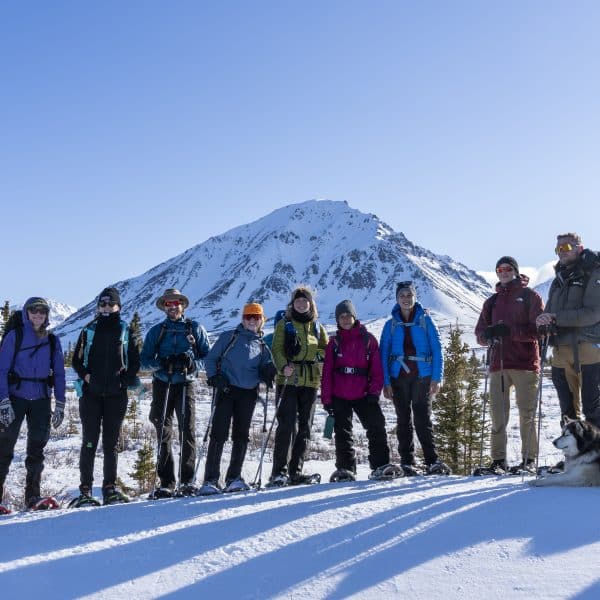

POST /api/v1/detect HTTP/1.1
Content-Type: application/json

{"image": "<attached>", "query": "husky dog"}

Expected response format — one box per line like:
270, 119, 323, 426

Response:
531, 418, 600, 487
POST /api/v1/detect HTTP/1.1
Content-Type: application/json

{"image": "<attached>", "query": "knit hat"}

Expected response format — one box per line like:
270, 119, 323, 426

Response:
242, 302, 264, 318
495, 256, 519, 275
156, 288, 190, 310
335, 299, 357, 322
24, 296, 50, 313
396, 281, 417, 297
292, 287, 313, 302
98, 287, 121, 308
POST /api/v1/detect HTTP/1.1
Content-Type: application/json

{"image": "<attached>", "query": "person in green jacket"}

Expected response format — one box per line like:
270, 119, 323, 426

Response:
268, 286, 328, 486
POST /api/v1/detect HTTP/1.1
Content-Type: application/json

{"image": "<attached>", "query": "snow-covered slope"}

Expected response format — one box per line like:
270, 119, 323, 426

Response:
55, 200, 491, 343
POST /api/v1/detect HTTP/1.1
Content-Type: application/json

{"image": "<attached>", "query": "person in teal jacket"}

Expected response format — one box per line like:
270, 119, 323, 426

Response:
380, 281, 450, 476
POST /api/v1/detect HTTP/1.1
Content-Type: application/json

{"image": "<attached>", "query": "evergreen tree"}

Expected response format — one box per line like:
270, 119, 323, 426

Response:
0, 300, 10, 337
461, 351, 487, 473
129, 440, 155, 493
63, 341, 74, 367
129, 312, 143, 351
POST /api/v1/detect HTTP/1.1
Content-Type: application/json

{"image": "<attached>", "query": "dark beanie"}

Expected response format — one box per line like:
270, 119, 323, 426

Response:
98, 287, 121, 307
495, 256, 519, 275
335, 299, 357, 322
292, 287, 313, 302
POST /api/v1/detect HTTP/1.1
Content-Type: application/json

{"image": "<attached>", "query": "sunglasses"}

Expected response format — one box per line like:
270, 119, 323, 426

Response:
243, 314, 262, 321
28, 307, 48, 315
555, 243, 577, 255
99, 300, 118, 308
164, 300, 182, 308
496, 266, 514, 273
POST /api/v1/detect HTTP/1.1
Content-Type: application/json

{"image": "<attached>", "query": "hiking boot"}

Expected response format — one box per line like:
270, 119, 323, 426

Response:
175, 483, 199, 497
223, 477, 251, 493
102, 485, 129, 505
197, 480, 222, 496
512, 459, 536, 474
69, 486, 101, 508
329, 469, 356, 483
27, 496, 60, 510
266, 473, 289, 488
426, 459, 452, 476
149, 487, 174, 500
401, 463, 424, 477
488, 459, 508, 474
369, 463, 403, 480
289, 473, 321, 485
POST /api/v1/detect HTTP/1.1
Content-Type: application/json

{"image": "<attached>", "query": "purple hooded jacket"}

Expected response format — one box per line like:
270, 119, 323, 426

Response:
0, 306, 66, 408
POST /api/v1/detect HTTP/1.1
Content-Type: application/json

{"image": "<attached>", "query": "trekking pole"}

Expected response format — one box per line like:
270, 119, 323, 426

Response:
523, 334, 549, 482
477, 345, 492, 470
151, 366, 173, 498
176, 367, 188, 492
252, 386, 269, 490
192, 385, 218, 485
252, 377, 287, 489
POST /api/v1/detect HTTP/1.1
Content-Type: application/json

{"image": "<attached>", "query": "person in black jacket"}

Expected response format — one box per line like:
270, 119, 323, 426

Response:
70, 287, 140, 506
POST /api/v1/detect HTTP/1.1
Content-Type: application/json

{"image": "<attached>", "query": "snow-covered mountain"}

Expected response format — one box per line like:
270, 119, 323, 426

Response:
55, 200, 492, 343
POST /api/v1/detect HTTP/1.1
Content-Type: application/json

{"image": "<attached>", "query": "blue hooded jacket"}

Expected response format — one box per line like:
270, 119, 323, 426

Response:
0, 306, 66, 406
379, 302, 443, 385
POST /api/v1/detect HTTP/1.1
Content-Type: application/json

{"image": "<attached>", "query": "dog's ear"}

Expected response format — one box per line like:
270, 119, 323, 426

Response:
563, 416, 573, 426
573, 420, 584, 437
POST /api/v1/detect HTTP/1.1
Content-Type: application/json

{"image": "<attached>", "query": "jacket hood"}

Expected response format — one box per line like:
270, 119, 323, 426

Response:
391, 302, 424, 322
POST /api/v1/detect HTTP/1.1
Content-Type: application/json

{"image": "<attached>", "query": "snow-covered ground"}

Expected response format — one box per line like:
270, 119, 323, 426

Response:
3, 369, 598, 599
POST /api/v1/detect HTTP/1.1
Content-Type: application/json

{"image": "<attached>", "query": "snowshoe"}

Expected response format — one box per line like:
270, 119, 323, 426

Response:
197, 481, 222, 496
103, 487, 130, 505
473, 460, 507, 477
329, 469, 356, 483
223, 478, 251, 493
401, 463, 424, 477
28, 496, 60, 511
265, 473, 289, 488
68, 490, 102, 508
426, 459, 452, 476
289, 473, 321, 486
174, 483, 199, 497
148, 487, 174, 500
369, 463, 404, 481
537, 461, 564, 477
0, 504, 12, 515
508, 460, 536, 475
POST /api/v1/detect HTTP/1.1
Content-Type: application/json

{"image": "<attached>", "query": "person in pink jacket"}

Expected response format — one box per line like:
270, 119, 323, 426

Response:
321, 300, 397, 481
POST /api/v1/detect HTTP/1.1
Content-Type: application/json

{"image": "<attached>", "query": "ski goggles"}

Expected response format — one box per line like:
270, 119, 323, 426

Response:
164, 300, 182, 308
555, 243, 577, 255
495, 266, 514, 273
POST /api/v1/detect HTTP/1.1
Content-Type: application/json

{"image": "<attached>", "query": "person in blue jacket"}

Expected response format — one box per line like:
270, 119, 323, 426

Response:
199, 302, 276, 495
140, 288, 209, 497
380, 282, 450, 476
0, 297, 66, 510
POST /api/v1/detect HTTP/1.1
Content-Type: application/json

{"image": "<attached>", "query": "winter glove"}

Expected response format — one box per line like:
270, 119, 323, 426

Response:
484, 323, 511, 340
323, 404, 335, 417
259, 363, 277, 388
177, 352, 196, 373
0, 398, 15, 428
365, 394, 380, 406
160, 356, 174, 371
207, 373, 229, 390
51, 409, 64, 429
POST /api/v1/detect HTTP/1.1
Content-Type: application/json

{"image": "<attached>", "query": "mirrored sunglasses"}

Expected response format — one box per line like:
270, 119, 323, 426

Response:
555, 243, 576, 255
496, 266, 514, 273
164, 300, 182, 308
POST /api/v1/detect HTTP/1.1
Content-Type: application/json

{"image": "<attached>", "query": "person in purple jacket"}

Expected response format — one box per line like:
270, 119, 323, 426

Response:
321, 300, 398, 482
0, 297, 66, 511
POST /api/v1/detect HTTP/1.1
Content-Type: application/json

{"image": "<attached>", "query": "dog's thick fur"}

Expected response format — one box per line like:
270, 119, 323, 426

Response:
531, 418, 600, 487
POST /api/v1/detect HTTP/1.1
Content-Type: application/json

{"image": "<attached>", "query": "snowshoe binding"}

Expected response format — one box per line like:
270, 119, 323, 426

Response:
265, 473, 289, 489
174, 483, 199, 497
197, 481, 222, 496
426, 459, 452, 476
289, 473, 321, 486
28, 496, 60, 511
369, 463, 404, 481
473, 460, 508, 476
401, 463, 424, 477
148, 487, 174, 500
69, 488, 102, 508
223, 478, 251, 494
537, 461, 564, 477
507, 459, 536, 475
329, 469, 356, 483
0, 504, 12, 516
103, 486, 130, 505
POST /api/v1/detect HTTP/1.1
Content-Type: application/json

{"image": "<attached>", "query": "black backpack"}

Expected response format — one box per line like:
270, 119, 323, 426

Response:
0, 310, 56, 389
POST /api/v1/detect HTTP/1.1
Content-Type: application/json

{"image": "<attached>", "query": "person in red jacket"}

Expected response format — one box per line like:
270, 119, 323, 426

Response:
321, 300, 397, 481
475, 256, 544, 474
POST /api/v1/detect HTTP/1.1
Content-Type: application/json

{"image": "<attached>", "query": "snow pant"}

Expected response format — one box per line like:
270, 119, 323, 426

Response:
551, 342, 600, 427
149, 378, 196, 488
204, 385, 257, 484
332, 395, 389, 472
390, 375, 438, 466
79, 389, 128, 490
0, 396, 51, 503
489, 369, 538, 462
271, 385, 317, 478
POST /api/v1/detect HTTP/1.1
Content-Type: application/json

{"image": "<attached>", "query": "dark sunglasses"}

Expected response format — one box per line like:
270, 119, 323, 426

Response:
164, 300, 182, 308
243, 314, 262, 321
99, 300, 118, 308
28, 307, 48, 315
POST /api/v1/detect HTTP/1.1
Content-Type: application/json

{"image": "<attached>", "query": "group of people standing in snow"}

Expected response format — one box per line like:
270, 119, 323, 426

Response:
1, 230, 599, 511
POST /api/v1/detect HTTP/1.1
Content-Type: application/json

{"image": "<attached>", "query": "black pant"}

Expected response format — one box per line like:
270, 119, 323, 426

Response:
0, 396, 51, 503
204, 385, 257, 484
271, 385, 317, 478
79, 389, 128, 489
332, 396, 389, 472
149, 378, 196, 487
553, 363, 600, 427
391, 376, 438, 465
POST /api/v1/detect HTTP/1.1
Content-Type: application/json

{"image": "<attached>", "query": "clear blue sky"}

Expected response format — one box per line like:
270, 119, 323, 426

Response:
1, 1, 598, 308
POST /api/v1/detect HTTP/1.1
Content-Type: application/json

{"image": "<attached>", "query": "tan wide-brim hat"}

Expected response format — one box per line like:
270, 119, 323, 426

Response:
156, 288, 190, 310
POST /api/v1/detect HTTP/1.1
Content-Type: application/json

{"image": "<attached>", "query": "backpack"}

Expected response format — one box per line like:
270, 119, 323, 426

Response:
154, 318, 194, 358
283, 317, 322, 360
330, 325, 372, 377
0, 310, 56, 389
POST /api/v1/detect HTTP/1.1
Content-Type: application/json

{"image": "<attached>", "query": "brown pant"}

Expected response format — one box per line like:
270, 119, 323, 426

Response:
551, 343, 600, 419
489, 369, 538, 462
